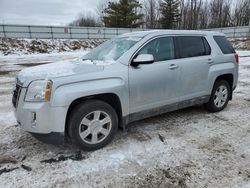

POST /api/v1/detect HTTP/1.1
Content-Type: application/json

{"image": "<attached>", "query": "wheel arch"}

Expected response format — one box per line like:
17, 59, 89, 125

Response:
65, 93, 124, 136
214, 74, 234, 100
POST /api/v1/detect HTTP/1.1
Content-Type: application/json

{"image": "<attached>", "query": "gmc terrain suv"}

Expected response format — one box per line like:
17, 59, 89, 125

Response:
13, 30, 239, 150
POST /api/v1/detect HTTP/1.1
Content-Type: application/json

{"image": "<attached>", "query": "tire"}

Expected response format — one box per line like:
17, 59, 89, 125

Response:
205, 80, 231, 112
68, 100, 118, 151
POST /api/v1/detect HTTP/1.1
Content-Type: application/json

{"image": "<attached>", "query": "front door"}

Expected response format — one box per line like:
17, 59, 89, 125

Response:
129, 36, 180, 114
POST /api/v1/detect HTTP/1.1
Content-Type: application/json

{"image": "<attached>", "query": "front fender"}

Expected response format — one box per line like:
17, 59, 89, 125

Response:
50, 77, 128, 115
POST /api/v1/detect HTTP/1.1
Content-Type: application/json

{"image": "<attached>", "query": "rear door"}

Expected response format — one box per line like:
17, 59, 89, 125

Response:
175, 36, 212, 100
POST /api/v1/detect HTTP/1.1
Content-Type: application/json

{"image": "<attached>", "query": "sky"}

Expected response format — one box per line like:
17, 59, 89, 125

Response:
0, 0, 238, 26
0, 0, 103, 26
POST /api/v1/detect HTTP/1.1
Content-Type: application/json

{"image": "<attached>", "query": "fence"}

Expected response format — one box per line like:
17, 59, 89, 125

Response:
0, 24, 250, 39
204, 26, 250, 39
0, 24, 147, 39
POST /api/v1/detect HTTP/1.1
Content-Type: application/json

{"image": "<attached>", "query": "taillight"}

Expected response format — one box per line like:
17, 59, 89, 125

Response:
235, 53, 239, 63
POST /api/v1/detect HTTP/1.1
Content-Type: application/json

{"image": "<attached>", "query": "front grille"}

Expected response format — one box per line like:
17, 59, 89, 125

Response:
12, 84, 22, 108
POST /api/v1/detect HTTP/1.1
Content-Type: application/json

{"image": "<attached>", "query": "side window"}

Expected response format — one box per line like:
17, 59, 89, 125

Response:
202, 37, 211, 55
176, 36, 211, 58
137, 37, 175, 62
213, 36, 235, 54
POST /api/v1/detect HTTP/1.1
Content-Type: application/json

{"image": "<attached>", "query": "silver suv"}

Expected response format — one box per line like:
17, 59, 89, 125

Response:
13, 30, 239, 150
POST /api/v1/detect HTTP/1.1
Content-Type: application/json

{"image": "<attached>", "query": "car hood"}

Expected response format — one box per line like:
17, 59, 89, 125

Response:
17, 59, 113, 85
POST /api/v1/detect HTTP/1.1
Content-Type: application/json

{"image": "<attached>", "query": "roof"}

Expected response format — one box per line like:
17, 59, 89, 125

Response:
121, 29, 224, 38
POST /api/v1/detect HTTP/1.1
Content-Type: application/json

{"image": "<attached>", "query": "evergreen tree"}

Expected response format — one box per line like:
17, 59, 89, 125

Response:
103, 0, 144, 28
160, 0, 180, 29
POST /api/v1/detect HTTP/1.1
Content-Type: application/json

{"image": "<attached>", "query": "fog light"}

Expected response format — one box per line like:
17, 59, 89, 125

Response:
31, 112, 37, 128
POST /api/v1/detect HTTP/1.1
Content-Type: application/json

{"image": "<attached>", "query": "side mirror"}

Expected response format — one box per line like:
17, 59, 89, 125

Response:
131, 54, 154, 67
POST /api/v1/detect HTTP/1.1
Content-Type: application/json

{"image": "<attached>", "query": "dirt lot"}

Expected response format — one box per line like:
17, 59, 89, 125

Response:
0, 52, 250, 188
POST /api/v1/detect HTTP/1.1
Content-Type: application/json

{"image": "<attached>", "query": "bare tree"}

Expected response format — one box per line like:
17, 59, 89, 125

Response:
180, 0, 189, 29
221, 0, 232, 27
143, 0, 160, 28
198, 0, 209, 29
180, 0, 203, 29
232, 0, 250, 27
193, 0, 202, 29
69, 0, 250, 29
178, 0, 185, 28
96, 0, 109, 26
69, 12, 100, 27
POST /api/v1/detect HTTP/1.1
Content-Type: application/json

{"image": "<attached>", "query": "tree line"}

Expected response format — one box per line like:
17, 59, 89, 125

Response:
69, 0, 250, 29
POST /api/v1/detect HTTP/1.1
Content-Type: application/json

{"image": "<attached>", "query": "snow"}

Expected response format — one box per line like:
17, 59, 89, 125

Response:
238, 50, 250, 57
0, 38, 103, 56
18, 61, 77, 83
0, 111, 16, 127
0, 51, 88, 65
230, 38, 250, 51
0, 51, 250, 187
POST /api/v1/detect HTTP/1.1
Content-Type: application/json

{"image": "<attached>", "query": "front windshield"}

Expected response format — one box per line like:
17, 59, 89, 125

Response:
82, 37, 142, 62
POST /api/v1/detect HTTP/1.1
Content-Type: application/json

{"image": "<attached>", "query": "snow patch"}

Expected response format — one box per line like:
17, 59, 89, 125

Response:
0, 38, 104, 56
18, 61, 76, 83
0, 111, 16, 126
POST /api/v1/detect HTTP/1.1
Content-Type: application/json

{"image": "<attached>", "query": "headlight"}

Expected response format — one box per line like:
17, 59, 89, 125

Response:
25, 80, 52, 102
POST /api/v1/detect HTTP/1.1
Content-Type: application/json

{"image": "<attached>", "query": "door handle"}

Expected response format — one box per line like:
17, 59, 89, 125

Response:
169, 64, 179, 70
207, 59, 214, 64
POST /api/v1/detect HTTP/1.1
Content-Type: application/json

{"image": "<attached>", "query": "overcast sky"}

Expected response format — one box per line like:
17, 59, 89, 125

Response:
0, 0, 103, 25
0, 0, 238, 26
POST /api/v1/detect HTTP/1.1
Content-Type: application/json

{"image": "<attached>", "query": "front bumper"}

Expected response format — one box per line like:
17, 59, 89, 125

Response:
30, 132, 65, 145
14, 87, 68, 144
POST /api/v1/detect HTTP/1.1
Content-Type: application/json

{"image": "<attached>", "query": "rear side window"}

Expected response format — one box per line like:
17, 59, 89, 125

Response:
213, 36, 235, 54
175, 36, 211, 58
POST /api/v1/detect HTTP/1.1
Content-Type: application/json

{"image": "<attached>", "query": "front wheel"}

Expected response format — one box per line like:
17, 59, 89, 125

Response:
68, 100, 118, 151
205, 80, 231, 112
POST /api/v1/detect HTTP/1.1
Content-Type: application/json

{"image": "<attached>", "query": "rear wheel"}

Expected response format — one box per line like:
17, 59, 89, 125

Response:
205, 80, 230, 112
68, 100, 118, 151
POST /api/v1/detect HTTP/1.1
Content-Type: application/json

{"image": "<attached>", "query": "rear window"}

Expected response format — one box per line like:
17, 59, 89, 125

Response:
213, 36, 235, 54
175, 36, 211, 58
